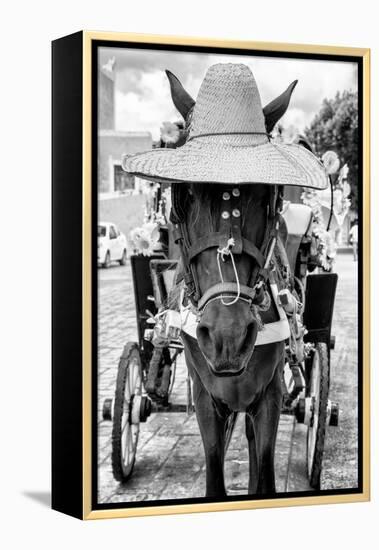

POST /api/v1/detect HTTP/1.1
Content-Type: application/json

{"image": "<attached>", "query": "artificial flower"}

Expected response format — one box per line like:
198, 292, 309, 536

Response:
322, 150, 340, 175
160, 121, 180, 144
281, 125, 300, 144
129, 222, 160, 256
340, 163, 349, 179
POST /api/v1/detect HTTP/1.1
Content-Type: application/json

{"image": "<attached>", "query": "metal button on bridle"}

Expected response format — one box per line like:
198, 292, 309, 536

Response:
232, 188, 240, 197
232, 209, 241, 217
222, 192, 231, 200
221, 211, 230, 219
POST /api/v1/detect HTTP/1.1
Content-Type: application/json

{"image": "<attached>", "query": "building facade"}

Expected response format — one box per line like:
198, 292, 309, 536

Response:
98, 130, 152, 196
98, 63, 152, 197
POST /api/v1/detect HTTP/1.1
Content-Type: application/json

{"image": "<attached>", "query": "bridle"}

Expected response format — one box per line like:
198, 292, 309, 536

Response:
170, 182, 283, 316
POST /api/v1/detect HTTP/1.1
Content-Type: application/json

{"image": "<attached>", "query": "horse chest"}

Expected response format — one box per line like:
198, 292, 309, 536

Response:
184, 333, 284, 412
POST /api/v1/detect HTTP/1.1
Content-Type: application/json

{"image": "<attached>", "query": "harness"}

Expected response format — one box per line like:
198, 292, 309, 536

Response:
170, 182, 284, 316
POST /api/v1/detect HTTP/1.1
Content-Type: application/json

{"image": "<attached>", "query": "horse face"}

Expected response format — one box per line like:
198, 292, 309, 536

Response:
184, 183, 269, 376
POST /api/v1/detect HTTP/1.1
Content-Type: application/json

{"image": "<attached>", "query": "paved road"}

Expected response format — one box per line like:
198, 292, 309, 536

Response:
322, 254, 359, 489
97, 253, 358, 503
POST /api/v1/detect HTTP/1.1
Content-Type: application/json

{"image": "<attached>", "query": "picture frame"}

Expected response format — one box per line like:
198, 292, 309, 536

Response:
52, 31, 370, 520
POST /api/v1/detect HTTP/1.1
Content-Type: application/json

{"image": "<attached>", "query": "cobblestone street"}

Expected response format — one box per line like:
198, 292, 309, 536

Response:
97, 253, 358, 504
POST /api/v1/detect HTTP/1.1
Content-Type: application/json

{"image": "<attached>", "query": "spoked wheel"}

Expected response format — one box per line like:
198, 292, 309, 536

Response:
112, 342, 143, 482
306, 342, 330, 489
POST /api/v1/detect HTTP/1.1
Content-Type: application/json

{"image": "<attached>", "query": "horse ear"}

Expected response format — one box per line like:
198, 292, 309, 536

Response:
263, 80, 298, 133
165, 69, 195, 120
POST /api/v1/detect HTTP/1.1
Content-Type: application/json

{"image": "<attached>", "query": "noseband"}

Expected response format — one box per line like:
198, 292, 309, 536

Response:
170, 183, 283, 316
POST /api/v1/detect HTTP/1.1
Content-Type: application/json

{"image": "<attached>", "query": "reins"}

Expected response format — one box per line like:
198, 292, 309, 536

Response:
216, 237, 240, 306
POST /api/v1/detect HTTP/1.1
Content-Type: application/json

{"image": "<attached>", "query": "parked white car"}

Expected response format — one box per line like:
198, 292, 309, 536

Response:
98, 222, 127, 267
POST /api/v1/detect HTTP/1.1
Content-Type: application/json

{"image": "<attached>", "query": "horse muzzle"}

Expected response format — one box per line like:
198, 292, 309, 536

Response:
207, 362, 247, 377
196, 301, 258, 377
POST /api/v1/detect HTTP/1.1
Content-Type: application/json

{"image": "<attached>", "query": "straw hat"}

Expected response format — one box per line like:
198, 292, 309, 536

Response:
122, 64, 328, 190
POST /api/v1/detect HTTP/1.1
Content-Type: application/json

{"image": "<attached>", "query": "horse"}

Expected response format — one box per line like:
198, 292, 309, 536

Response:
163, 70, 298, 497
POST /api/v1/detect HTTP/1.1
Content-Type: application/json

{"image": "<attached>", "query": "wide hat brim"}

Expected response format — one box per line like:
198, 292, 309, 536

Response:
122, 135, 328, 190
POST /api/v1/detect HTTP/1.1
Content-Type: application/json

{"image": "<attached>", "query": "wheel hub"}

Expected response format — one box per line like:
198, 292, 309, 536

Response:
295, 396, 314, 425
130, 395, 152, 424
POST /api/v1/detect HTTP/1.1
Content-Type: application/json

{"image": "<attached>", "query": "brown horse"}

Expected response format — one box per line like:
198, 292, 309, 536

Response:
173, 182, 285, 497
165, 70, 297, 497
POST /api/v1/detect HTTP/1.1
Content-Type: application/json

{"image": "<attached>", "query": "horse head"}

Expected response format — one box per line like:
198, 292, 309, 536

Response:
184, 183, 272, 376
166, 70, 297, 377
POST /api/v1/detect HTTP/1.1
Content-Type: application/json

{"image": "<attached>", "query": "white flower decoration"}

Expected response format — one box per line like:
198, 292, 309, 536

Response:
160, 121, 180, 144
322, 151, 340, 175
129, 223, 160, 256
281, 125, 300, 144
340, 163, 349, 179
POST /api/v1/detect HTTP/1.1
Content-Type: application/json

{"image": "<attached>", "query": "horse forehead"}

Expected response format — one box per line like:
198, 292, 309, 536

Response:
192, 183, 267, 200
190, 186, 267, 236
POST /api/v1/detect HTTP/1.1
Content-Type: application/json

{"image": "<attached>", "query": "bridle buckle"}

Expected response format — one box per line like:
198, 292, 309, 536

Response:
217, 237, 235, 262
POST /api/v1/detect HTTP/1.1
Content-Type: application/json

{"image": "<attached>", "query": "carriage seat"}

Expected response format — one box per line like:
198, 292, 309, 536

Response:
281, 202, 313, 275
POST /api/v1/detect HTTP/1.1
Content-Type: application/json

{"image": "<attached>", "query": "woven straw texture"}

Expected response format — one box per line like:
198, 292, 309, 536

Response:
123, 63, 328, 190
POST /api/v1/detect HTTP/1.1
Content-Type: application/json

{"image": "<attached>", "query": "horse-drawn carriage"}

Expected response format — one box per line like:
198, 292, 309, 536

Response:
102, 63, 340, 495
102, 192, 339, 491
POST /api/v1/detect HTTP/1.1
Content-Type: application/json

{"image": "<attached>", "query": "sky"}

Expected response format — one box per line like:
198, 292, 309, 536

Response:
99, 47, 358, 141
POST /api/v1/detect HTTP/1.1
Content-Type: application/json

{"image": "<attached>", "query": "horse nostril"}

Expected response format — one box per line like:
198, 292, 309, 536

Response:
240, 321, 257, 354
197, 324, 221, 355
197, 324, 210, 343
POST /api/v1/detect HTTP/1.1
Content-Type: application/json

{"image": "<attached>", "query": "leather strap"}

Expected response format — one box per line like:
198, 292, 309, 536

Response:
197, 283, 257, 311
187, 232, 265, 266
187, 233, 223, 259
241, 238, 265, 267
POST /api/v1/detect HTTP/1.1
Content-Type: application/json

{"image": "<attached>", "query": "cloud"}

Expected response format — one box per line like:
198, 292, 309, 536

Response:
100, 47, 358, 140
115, 70, 178, 136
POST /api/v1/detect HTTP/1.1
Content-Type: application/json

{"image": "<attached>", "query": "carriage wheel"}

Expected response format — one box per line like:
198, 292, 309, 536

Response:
306, 342, 330, 489
112, 342, 143, 482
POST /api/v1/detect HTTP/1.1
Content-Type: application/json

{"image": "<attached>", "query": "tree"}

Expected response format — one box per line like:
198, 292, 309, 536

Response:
305, 91, 359, 212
